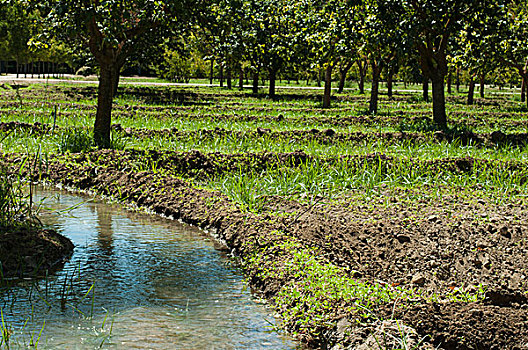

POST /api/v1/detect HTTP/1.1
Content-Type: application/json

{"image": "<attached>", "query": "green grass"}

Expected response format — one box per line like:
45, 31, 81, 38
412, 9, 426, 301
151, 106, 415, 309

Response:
245, 236, 487, 341
1, 81, 526, 347
202, 155, 528, 212
0, 163, 37, 230
2, 82, 528, 207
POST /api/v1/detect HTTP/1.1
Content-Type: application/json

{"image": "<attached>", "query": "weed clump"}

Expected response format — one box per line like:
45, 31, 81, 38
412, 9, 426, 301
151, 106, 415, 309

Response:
59, 129, 94, 154
59, 129, 126, 153
0, 164, 38, 231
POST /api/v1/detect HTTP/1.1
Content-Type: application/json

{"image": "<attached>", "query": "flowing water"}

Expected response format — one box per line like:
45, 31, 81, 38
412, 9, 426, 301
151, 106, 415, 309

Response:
0, 187, 297, 349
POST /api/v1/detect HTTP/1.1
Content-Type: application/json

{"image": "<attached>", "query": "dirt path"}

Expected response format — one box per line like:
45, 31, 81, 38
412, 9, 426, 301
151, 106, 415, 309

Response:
0, 74, 520, 95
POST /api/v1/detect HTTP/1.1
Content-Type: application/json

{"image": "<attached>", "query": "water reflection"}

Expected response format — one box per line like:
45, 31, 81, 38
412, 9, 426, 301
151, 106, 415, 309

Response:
95, 205, 114, 256
0, 187, 296, 349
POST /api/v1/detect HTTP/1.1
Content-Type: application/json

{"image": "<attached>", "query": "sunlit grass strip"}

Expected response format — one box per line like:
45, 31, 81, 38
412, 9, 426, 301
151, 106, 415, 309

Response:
122, 131, 528, 162
204, 156, 528, 211
244, 237, 486, 341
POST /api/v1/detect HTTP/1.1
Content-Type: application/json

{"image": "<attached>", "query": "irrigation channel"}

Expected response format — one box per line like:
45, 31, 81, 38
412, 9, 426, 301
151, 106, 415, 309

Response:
0, 187, 297, 349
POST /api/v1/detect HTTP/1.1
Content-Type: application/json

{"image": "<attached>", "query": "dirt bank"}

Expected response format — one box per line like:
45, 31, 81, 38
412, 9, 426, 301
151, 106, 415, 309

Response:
1, 150, 527, 349
0, 225, 74, 278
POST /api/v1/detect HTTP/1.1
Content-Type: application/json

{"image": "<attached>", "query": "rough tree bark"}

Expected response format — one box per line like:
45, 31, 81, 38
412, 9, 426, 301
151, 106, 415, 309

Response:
88, 18, 128, 147
456, 66, 461, 93
422, 78, 429, 102
431, 78, 447, 127
269, 67, 277, 98
239, 67, 244, 90
323, 64, 333, 108
252, 71, 259, 94
94, 62, 121, 147
337, 61, 353, 93
209, 59, 214, 85
226, 63, 232, 90
356, 58, 367, 94
479, 72, 485, 98
369, 60, 382, 114
418, 42, 448, 129
387, 69, 394, 98
467, 76, 475, 105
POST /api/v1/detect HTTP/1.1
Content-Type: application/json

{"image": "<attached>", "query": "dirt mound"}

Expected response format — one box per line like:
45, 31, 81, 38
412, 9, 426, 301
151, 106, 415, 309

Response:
0, 226, 74, 278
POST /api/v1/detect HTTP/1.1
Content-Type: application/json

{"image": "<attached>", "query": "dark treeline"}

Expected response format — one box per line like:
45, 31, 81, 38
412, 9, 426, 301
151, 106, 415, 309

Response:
0, 0, 526, 145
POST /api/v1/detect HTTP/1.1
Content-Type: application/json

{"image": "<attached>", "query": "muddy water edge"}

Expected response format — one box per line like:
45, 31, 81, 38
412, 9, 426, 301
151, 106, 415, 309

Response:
0, 186, 298, 349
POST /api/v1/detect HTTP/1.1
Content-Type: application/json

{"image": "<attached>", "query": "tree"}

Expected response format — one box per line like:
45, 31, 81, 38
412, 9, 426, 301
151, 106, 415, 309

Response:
455, 23, 498, 105
293, 0, 362, 108
2, 2, 35, 77
398, 0, 507, 129
36, 0, 206, 147
239, 0, 296, 97
497, 1, 528, 108
362, 0, 405, 114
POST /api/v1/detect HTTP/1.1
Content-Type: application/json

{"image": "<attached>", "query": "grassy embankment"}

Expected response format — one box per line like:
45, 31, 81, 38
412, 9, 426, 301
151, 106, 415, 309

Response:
1, 81, 527, 348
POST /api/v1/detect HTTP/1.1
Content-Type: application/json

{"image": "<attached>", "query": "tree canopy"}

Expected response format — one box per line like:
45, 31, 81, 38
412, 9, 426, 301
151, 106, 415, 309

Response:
2, 0, 527, 140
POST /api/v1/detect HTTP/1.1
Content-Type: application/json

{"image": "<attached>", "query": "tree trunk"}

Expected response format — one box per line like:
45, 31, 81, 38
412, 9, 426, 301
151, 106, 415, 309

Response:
522, 77, 526, 103
432, 79, 447, 129
519, 60, 528, 105
357, 59, 367, 94
323, 64, 333, 108
387, 70, 393, 98
219, 64, 224, 87
113, 69, 120, 96
369, 61, 381, 114
422, 78, 429, 102
479, 72, 485, 98
94, 63, 119, 147
269, 68, 277, 98
252, 71, 259, 94
209, 59, 214, 85
456, 66, 460, 93
226, 64, 232, 90
239, 67, 244, 90
337, 61, 353, 93
447, 69, 452, 94
467, 77, 475, 105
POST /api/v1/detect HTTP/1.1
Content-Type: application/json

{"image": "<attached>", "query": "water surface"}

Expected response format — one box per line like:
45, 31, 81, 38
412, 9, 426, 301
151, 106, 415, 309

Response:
0, 187, 296, 349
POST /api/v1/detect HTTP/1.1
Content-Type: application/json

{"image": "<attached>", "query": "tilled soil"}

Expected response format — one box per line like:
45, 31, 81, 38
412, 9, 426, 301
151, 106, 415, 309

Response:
1, 150, 527, 349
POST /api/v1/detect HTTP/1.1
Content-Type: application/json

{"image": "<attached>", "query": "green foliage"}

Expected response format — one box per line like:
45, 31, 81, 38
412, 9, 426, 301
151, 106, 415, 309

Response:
152, 38, 208, 83
0, 163, 37, 230
58, 129, 94, 154
245, 238, 486, 340
59, 128, 126, 153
